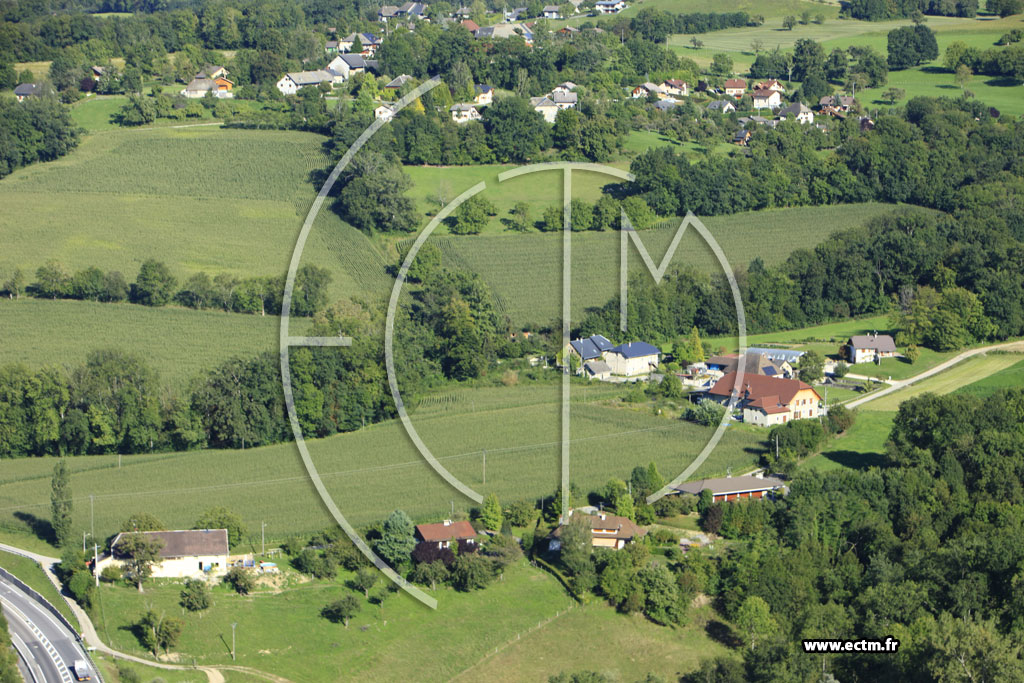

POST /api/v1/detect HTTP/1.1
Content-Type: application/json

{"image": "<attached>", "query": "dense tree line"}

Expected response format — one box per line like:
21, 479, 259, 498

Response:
945, 40, 1024, 81
0, 257, 521, 456
845, 0, 978, 20
680, 388, 1024, 681
627, 8, 757, 44
579, 205, 1024, 351
0, 92, 79, 178
3, 259, 328, 316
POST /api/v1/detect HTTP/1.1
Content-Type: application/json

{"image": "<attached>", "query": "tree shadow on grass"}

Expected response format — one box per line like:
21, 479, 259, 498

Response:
920, 66, 948, 75
984, 76, 1024, 88
13, 511, 54, 545
706, 619, 743, 649
816, 449, 886, 470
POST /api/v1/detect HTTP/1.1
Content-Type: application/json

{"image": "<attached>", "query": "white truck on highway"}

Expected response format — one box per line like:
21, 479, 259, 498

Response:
73, 659, 92, 681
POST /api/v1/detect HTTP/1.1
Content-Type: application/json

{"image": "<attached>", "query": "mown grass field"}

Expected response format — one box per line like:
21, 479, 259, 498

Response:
956, 356, 1024, 397
0, 382, 765, 550
95, 561, 573, 682
0, 299, 279, 388
0, 549, 79, 629
430, 203, 896, 326
804, 409, 892, 471
864, 352, 1024, 411
458, 602, 734, 682
70, 95, 131, 132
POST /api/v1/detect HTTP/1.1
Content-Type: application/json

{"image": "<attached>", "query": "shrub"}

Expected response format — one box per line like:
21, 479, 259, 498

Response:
180, 579, 210, 612
684, 400, 726, 427
223, 567, 255, 595
100, 565, 122, 583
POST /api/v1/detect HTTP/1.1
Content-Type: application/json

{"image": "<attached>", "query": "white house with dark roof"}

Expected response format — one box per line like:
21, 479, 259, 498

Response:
542, 4, 561, 18
327, 54, 368, 82
565, 335, 659, 377
779, 102, 814, 124
707, 100, 736, 114
97, 529, 230, 579
530, 96, 559, 123
450, 103, 482, 123
550, 90, 577, 109
374, 104, 396, 121
473, 84, 493, 105
605, 341, 660, 377
595, 0, 626, 13
276, 70, 334, 95
752, 88, 781, 110
844, 333, 897, 364
13, 83, 42, 102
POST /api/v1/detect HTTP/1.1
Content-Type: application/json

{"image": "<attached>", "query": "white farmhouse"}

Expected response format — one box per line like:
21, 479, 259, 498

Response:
97, 529, 230, 579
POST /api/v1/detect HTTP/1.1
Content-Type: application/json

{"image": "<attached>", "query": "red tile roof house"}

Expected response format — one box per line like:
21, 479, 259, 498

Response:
415, 520, 477, 549
672, 474, 787, 502
707, 372, 822, 427
723, 78, 747, 98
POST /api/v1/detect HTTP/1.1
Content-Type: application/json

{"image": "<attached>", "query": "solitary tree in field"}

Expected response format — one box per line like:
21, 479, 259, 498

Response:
690, 36, 703, 50
353, 567, 378, 598
882, 87, 905, 105
117, 533, 165, 592
905, 345, 921, 364
50, 458, 72, 547
750, 39, 764, 54
4, 269, 24, 299
783, 16, 797, 30
180, 579, 210, 612
955, 64, 972, 91
322, 594, 361, 627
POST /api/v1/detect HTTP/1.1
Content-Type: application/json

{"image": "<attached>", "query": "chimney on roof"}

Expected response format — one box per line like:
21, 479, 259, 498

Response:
599, 513, 606, 520
443, 519, 452, 526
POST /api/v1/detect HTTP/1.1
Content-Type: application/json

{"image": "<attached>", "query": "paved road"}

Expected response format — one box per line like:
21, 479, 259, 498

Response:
846, 340, 1024, 409
1, 571, 85, 682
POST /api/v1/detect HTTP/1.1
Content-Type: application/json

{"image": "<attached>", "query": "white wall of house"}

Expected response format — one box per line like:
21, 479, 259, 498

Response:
96, 553, 229, 579
276, 76, 298, 95
604, 352, 658, 376
742, 407, 791, 427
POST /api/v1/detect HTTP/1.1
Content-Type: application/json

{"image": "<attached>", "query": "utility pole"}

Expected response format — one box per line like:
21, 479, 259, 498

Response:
775, 434, 779, 461
93, 544, 99, 587
261, 522, 266, 556
231, 623, 237, 661
450, 500, 454, 518
118, 453, 121, 469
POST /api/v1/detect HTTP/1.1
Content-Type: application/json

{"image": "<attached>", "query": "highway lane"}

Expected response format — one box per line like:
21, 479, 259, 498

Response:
0, 571, 86, 682
4, 599, 63, 683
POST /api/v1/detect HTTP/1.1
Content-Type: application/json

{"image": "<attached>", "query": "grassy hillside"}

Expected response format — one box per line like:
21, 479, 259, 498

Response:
0, 298, 278, 387
956, 356, 1024, 397
0, 382, 764, 548
667, 14, 1024, 115
431, 203, 897, 326
0, 126, 388, 305
866, 352, 1024, 410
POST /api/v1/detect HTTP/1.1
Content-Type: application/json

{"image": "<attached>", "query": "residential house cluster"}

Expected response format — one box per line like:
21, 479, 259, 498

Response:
530, 81, 578, 123
632, 78, 690, 108
277, 53, 378, 95
706, 372, 823, 427
181, 65, 234, 99
564, 334, 660, 380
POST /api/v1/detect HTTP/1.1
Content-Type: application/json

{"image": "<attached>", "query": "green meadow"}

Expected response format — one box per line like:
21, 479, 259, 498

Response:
955, 356, 1024, 397
0, 299, 278, 388
804, 409, 892, 471
667, 13, 1024, 115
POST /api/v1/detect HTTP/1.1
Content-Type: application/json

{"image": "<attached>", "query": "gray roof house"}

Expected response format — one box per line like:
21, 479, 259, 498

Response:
611, 341, 660, 359
673, 474, 786, 502
706, 99, 736, 113
746, 347, 805, 365
569, 334, 615, 361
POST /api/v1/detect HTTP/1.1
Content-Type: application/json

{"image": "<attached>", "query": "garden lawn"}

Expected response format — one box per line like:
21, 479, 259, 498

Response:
70, 96, 130, 132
